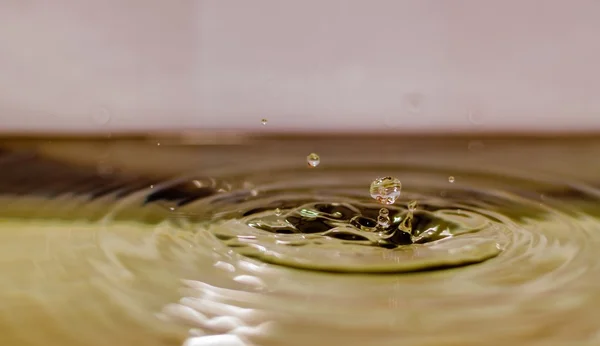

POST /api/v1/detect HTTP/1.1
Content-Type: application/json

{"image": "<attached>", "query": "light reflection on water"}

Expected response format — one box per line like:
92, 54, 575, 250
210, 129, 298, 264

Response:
1, 136, 600, 345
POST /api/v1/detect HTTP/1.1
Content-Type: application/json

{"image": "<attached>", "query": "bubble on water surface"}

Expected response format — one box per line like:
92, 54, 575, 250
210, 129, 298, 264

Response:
449, 176, 455, 183
261, 118, 268, 125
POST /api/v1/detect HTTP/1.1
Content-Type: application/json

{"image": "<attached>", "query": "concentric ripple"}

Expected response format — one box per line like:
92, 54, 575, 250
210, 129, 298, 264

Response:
155, 167, 508, 273
2, 138, 600, 345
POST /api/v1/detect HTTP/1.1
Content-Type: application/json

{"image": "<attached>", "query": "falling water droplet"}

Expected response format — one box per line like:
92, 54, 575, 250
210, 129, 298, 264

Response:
449, 176, 455, 183
377, 208, 390, 228
150, 185, 154, 189
274, 208, 282, 216
370, 177, 402, 205
307, 153, 320, 168
157, 143, 161, 146
261, 118, 268, 125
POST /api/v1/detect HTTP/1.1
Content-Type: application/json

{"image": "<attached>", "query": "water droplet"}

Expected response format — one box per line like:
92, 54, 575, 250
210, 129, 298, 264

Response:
261, 118, 268, 125
91, 107, 112, 125
449, 176, 455, 183
370, 176, 402, 205
157, 143, 161, 146
274, 208, 282, 216
467, 109, 484, 125
169, 207, 175, 211
307, 153, 320, 168
377, 208, 390, 228
404, 93, 423, 113
150, 185, 154, 189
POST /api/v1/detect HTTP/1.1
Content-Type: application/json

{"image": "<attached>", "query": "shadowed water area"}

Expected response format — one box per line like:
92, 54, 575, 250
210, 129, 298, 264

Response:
1, 135, 600, 345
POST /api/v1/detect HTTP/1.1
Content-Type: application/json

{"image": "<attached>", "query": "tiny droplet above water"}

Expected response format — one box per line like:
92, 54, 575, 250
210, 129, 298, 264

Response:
370, 176, 402, 205
307, 153, 320, 168
261, 118, 268, 125
274, 208, 282, 216
449, 176, 455, 183
91, 106, 112, 125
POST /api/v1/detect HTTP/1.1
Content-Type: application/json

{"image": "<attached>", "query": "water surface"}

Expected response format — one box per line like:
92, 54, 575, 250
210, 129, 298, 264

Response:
1, 135, 600, 345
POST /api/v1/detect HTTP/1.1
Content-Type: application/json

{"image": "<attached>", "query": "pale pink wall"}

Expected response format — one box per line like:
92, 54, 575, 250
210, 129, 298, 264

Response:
1, 0, 599, 133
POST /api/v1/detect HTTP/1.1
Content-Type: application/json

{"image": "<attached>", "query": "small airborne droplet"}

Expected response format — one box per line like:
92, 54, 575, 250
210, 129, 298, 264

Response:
307, 153, 320, 168
274, 208, 282, 216
449, 176, 455, 183
261, 118, 268, 125
370, 176, 402, 205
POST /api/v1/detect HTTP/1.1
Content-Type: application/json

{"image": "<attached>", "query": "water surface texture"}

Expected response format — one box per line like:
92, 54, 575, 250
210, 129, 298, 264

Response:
1, 136, 600, 345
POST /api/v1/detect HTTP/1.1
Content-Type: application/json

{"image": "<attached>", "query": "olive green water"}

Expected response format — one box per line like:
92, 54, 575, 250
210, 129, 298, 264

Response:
2, 136, 600, 345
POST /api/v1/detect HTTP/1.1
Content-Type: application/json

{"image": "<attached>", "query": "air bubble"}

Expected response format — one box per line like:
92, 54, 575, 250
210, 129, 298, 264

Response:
370, 177, 402, 205
449, 176, 455, 183
307, 153, 320, 168
274, 208, 282, 216
261, 119, 268, 125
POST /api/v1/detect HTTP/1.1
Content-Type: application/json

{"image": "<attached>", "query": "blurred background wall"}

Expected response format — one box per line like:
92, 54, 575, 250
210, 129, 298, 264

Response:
1, 0, 599, 134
